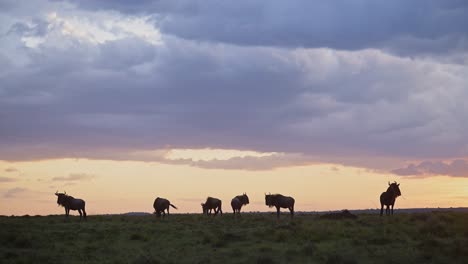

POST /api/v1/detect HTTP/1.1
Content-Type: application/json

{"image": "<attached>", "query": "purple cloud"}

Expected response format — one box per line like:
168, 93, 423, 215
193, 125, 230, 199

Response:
0, 0, 467, 175
392, 160, 468, 177
69, 0, 468, 55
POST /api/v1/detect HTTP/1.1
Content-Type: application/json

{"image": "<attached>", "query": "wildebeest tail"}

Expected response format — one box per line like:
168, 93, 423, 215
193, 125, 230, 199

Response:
170, 204, 178, 210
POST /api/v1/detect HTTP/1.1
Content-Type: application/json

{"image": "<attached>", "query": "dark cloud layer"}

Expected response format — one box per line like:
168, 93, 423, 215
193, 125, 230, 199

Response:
0, 0, 467, 176
69, 0, 468, 54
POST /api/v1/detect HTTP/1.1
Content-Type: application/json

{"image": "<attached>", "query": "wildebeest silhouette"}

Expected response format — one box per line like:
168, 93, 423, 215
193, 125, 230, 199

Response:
55, 191, 86, 221
265, 193, 295, 219
153, 197, 177, 218
201, 197, 222, 216
380, 181, 401, 216
231, 193, 249, 215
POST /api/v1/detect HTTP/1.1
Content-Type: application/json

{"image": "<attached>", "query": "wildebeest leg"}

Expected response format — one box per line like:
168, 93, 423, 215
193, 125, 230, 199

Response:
386, 205, 390, 215
276, 206, 280, 219
167, 207, 170, 216
78, 209, 83, 221
380, 204, 384, 216
289, 206, 294, 219
391, 204, 394, 215
219, 206, 223, 216
162, 210, 166, 218
82, 207, 87, 220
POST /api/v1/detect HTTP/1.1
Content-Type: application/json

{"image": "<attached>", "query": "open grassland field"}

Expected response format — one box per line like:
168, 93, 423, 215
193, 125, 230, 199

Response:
1, 212, 468, 264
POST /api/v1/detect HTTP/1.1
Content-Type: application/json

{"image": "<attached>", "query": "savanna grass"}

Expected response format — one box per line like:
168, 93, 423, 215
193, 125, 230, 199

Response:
1, 212, 468, 263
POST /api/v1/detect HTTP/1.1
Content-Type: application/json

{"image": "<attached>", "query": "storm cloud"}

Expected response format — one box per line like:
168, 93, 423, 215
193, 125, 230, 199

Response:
69, 0, 468, 55
1, 0, 467, 175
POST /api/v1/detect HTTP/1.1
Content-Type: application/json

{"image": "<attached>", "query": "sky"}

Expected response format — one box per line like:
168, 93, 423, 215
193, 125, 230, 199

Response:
1, 0, 468, 215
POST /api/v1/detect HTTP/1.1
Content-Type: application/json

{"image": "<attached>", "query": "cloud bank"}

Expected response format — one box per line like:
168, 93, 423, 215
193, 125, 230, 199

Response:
1, 0, 467, 175
70, 0, 468, 54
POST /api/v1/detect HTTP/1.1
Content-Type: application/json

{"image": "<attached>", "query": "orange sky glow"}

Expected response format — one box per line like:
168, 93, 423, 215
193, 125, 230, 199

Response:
1, 150, 468, 216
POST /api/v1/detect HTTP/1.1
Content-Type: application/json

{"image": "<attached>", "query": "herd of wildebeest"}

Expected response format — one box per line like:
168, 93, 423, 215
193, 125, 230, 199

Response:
55, 181, 402, 221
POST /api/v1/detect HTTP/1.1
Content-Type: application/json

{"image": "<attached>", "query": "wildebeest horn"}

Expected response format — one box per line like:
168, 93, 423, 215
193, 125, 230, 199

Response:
388, 181, 391, 186
397, 183, 400, 186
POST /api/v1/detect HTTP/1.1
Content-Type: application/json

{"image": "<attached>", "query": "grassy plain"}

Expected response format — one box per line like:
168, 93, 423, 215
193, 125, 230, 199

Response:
1, 212, 468, 263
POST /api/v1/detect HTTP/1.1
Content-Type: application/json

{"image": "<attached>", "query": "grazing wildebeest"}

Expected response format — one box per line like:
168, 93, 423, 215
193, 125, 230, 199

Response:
265, 193, 295, 219
201, 197, 222, 216
380, 181, 402, 216
55, 191, 87, 221
153, 197, 177, 218
231, 193, 249, 215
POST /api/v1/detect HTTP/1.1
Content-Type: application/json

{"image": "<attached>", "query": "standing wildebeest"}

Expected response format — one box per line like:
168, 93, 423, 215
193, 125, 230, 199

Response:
231, 193, 249, 215
55, 191, 87, 221
380, 181, 402, 216
265, 193, 295, 219
153, 197, 177, 218
201, 197, 222, 216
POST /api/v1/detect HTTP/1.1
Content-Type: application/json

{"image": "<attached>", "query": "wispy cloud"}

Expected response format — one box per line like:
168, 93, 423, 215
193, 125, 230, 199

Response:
392, 159, 468, 177
0, 176, 17, 182
166, 153, 313, 171
4, 167, 18, 173
3, 187, 28, 198
52, 173, 95, 182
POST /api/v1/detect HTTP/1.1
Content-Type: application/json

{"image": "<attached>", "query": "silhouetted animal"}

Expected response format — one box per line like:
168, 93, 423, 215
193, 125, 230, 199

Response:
153, 197, 177, 218
231, 193, 249, 215
201, 197, 222, 216
55, 191, 86, 221
265, 193, 295, 219
380, 182, 401, 216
